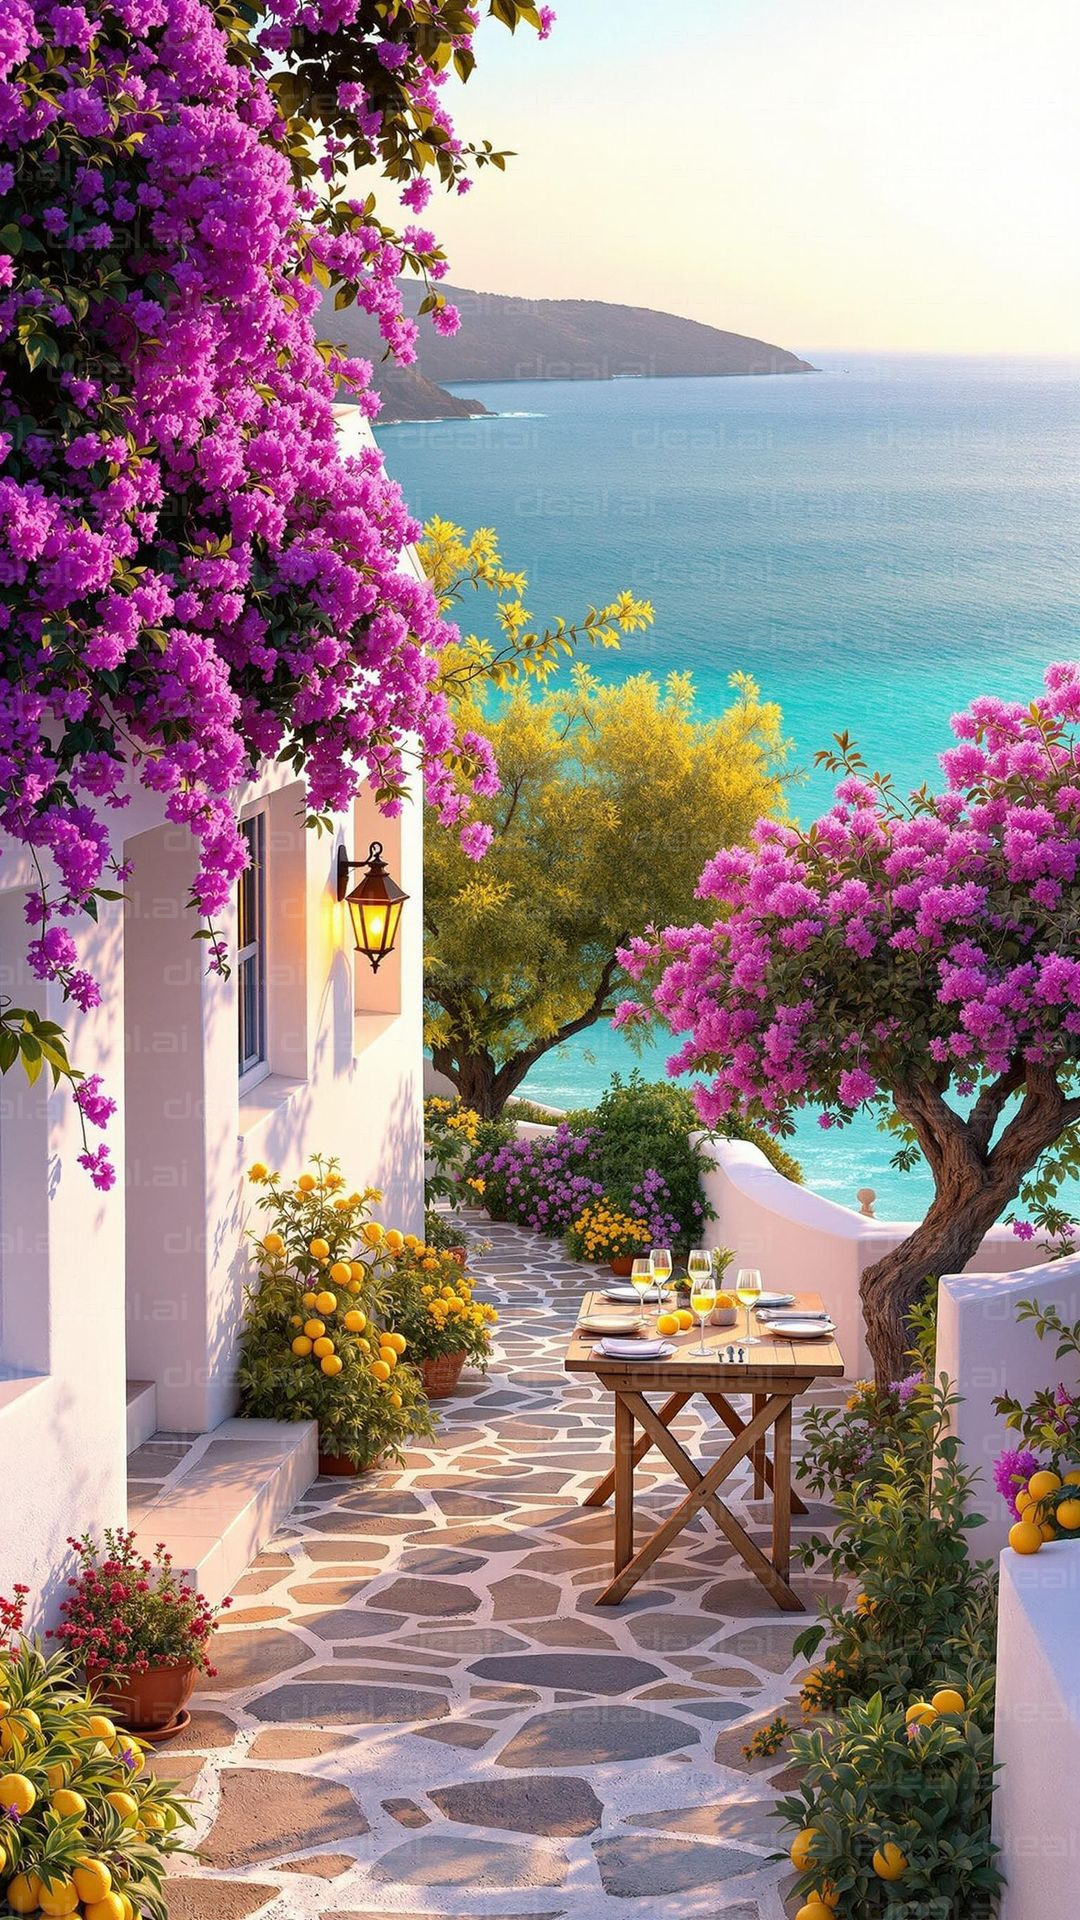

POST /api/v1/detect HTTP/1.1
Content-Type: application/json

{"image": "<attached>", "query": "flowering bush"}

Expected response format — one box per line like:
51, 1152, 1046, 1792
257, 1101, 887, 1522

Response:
0, 0, 553, 1179
472, 1123, 604, 1235
620, 668, 1080, 1379
53, 1531, 225, 1680
564, 1200, 649, 1265
384, 1243, 496, 1367
0, 1592, 191, 1918
235, 1157, 433, 1468
424, 1096, 485, 1210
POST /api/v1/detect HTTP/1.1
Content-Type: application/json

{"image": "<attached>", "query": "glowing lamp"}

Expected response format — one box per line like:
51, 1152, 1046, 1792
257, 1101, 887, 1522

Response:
336, 841, 408, 973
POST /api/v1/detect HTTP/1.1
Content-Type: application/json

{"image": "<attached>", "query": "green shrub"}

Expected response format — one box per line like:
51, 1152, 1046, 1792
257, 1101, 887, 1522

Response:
563, 1072, 713, 1249
718, 1112, 803, 1183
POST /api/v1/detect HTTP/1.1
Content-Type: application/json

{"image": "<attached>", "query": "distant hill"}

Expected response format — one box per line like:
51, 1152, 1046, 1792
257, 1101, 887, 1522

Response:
324, 283, 814, 422
369, 361, 491, 423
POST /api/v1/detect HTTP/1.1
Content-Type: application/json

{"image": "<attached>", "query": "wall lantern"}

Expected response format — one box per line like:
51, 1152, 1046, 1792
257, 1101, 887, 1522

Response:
336, 841, 408, 973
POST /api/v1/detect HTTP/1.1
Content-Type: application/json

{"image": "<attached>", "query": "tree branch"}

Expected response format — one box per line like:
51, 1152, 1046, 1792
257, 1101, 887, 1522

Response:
967, 1057, 1026, 1156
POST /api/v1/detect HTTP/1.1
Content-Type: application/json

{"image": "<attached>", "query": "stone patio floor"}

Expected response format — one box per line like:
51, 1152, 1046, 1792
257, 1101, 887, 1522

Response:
162, 1220, 848, 1920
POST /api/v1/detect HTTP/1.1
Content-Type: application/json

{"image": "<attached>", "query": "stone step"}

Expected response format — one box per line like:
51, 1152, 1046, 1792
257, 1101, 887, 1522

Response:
127, 1418, 317, 1606
125, 1378, 158, 1454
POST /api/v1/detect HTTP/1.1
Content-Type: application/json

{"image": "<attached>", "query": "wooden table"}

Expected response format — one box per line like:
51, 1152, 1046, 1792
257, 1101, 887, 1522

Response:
564, 1291, 844, 1611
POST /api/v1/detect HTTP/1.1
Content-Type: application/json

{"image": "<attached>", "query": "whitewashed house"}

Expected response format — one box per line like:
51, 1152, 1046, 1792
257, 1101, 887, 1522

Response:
0, 417, 426, 1617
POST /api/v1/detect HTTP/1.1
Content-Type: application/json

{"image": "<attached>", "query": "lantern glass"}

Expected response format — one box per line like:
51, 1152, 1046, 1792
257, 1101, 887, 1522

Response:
341, 843, 407, 972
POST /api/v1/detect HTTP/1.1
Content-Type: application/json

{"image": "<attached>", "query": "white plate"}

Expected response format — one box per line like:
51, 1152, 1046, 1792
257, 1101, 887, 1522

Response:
596, 1337, 674, 1359
764, 1317, 836, 1340
755, 1292, 797, 1308
578, 1316, 641, 1336
604, 1285, 663, 1303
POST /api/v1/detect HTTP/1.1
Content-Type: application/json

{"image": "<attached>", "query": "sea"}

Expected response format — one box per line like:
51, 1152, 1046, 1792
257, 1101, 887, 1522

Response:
375, 352, 1080, 1220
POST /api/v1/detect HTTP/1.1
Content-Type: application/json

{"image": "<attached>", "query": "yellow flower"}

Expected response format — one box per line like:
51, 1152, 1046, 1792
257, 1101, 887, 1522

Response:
248, 1162, 268, 1182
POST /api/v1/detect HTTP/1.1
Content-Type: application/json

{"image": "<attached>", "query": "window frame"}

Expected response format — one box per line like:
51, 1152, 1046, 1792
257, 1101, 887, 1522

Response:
237, 809, 269, 1091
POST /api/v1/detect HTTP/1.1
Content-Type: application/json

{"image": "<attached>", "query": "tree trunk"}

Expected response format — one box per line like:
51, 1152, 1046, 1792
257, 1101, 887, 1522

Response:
435, 1049, 538, 1121
860, 1065, 1080, 1384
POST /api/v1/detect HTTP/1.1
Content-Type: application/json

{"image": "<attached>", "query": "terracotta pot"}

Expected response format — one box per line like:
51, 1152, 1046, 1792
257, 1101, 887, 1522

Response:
317, 1444, 385, 1476
609, 1256, 635, 1276
446, 1245, 468, 1267
94, 1659, 197, 1734
421, 1350, 467, 1398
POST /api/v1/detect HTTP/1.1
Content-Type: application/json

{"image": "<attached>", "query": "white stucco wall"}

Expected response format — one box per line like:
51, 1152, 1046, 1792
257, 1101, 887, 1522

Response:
994, 1543, 1080, 1920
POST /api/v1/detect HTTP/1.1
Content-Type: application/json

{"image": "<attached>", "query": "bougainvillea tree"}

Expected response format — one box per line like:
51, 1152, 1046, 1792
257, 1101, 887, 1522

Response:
618, 666, 1080, 1381
0, 0, 550, 1182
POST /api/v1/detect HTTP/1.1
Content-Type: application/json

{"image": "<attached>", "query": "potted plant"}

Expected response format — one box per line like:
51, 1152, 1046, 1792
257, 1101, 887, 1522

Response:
385, 1243, 497, 1399
235, 1157, 436, 1474
0, 1587, 193, 1913
565, 1199, 650, 1275
423, 1206, 470, 1265
53, 1530, 226, 1739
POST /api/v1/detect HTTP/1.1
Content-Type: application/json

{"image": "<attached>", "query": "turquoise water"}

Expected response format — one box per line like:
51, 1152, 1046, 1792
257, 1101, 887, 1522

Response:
377, 353, 1080, 1218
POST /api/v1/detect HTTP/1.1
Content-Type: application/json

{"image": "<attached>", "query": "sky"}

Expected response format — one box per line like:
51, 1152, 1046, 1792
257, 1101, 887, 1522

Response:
414, 0, 1080, 356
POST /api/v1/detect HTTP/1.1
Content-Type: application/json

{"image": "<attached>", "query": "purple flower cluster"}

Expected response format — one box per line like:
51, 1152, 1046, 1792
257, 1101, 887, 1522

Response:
0, 0, 553, 1178
629, 1167, 687, 1247
475, 1125, 603, 1236
993, 1446, 1042, 1520
619, 666, 1080, 1136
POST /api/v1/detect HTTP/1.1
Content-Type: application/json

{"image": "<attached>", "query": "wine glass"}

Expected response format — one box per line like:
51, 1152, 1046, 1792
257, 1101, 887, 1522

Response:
735, 1266, 763, 1344
650, 1246, 673, 1305
630, 1256, 654, 1328
689, 1263, 717, 1355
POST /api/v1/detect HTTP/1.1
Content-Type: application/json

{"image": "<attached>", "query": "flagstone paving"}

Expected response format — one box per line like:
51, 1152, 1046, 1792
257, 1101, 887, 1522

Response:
165, 1220, 848, 1920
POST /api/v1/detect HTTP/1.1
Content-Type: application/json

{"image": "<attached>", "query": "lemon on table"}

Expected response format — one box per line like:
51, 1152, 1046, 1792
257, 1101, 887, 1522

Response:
871, 1841, 908, 1879
1008, 1519, 1044, 1554
930, 1687, 965, 1716
674, 1309, 694, 1331
715, 1291, 736, 1309
656, 1312, 679, 1336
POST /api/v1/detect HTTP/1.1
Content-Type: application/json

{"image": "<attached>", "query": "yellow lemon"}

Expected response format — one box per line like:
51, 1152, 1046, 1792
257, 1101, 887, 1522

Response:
39, 1875, 80, 1916
347, 1279, 362, 1295
815, 1886, 840, 1912
0, 1771, 36, 1815
84, 1897, 127, 1920
7, 1872, 43, 1913
1028, 1469, 1062, 1501
930, 1688, 966, 1716
248, 1162, 268, 1181
303, 1318, 326, 1339
297, 1173, 317, 1193
1008, 1519, 1044, 1554
383, 1331, 407, 1354
385, 1229, 405, 1253
289, 1315, 303, 1329
349, 1261, 364, 1281
52, 1787, 87, 1821
904, 1702, 937, 1726
140, 1806, 166, 1830
371, 1359, 391, 1383
1056, 1499, 1080, 1529
872, 1842, 908, 1880
1015, 1489, 1033, 1514
320, 1353, 343, 1377
789, 1826, 820, 1870
315, 1291, 337, 1315
313, 1336, 334, 1358
105, 1789, 138, 1821
343, 1309, 366, 1333
330, 1261, 352, 1286
655, 1312, 679, 1336
291, 1336, 313, 1357
674, 1309, 694, 1331
795, 1904, 833, 1920
377, 1347, 398, 1371
309, 1238, 330, 1261
73, 1862, 112, 1904
1040, 1521, 1057, 1541
362, 1222, 383, 1245
388, 1390, 403, 1409
115, 1737, 143, 1774
1, 1709, 41, 1752
302, 1291, 319, 1309
1063, 1469, 1080, 1485
262, 1233, 284, 1256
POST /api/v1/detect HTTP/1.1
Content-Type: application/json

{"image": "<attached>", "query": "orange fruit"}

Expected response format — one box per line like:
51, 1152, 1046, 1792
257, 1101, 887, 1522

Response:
309, 1238, 330, 1261
795, 1904, 833, 1920
73, 1862, 112, 1904
371, 1359, 391, 1383
378, 1347, 398, 1371
656, 1312, 679, 1336
84, 1896, 127, 1920
1008, 1519, 1044, 1554
39, 1875, 80, 1916
349, 1261, 364, 1281
303, 1319, 326, 1339
291, 1336, 313, 1357
1056, 1498, 1080, 1528
385, 1229, 405, 1253
105, 1789, 138, 1821
1040, 1521, 1057, 1541
362, 1222, 383, 1245
302, 1291, 318, 1308
52, 1787, 87, 1821
320, 1353, 343, 1377
383, 1332, 407, 1354
1015, 1489, 1033, 1514
904, 1702, 937, 1727
343, 1310, 366, 1333
674, 1309, 694, 1331
0, 1771, 36, 1815
7, 1872, 43, 1913
930, 1688, 965, 1716
789, 1826, 819, 1870
262, 1233, 284, 1256
1028, 1469, 1062, 1501
1063, 1469, 1080, 1485
330, 1261, 352, 1285
872, 1842, 908, 1880
315, 1291, 337, 1316
388, 1390, 403, 1409
313, 1336, 334, 1359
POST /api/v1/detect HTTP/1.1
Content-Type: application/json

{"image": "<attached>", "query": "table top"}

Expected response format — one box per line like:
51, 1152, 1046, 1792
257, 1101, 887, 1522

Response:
564, 1289, 845, 1387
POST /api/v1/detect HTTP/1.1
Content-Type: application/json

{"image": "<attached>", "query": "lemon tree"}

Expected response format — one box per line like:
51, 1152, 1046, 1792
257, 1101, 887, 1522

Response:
235, 1158, 434, 1469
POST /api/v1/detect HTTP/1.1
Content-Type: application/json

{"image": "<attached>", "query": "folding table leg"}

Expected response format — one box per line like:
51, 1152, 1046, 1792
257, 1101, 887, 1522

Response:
751, 1392, 766, 1498
613, 1393, 634, 1573
582, 1390, 690, 1508
773, 1397, 793, 1584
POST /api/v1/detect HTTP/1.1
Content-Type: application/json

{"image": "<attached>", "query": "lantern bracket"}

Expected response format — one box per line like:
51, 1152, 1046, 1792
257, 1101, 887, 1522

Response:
336, 840, 386, 901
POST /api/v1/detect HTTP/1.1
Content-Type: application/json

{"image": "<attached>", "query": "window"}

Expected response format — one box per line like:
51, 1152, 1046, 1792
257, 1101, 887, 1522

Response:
237, 812, 267, 1081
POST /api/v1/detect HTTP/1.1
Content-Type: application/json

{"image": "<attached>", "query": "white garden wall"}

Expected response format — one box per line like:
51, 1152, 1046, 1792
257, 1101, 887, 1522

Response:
994, 1543, 1080, 1920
